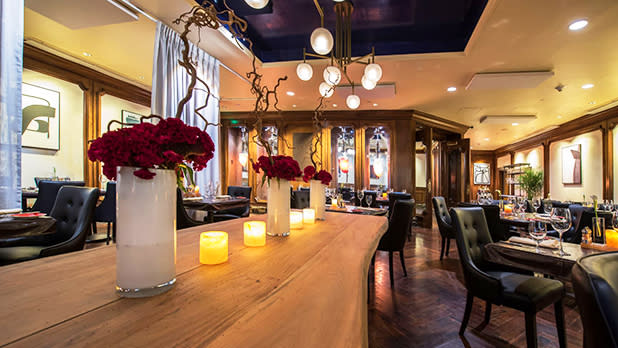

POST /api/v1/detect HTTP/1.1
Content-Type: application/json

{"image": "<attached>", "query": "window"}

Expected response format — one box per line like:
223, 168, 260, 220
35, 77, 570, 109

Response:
365, 127, 390, 189
331, 126, 355, 188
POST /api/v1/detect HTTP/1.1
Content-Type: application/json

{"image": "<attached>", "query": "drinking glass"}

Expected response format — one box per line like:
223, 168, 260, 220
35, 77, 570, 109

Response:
543, 199, 552, 214
613, 211, 618, 230
365, 194, 373, 207
532, 198, 541, 213
529, 221, 547, 253
550, 207, 572, 257
356, 190, 364, 206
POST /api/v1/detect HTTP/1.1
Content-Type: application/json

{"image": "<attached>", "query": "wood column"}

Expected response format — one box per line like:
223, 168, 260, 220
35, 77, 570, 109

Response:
410, 119, 417, 197
423, 127, 433, 228
603, 122, 613, 200
543, 141, 551, 197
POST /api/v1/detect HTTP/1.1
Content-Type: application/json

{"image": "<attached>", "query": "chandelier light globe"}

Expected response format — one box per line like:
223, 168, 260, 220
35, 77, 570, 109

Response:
319, 82, 335, 98
244, 0, 269, 9
373, 158, 384, 178
346, 94, 361, 109
310, 27, 334, 55
238, 152, 248, 167
361, 74, 377, 90
296, 63, 313, 81
364, 63, 383, 82
323, 65, 342, 85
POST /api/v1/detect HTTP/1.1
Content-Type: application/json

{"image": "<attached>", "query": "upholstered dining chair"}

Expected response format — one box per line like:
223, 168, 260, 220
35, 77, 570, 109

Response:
450, 207, 566, 348
88, 182, 116, 245
572, 251, 618, 348
432, 196, 456, 260
31, 180, 85, 214
375, 199, 414, 287
212, 186, 252, 222
0, 186, 99, 265
361, 190, 378, 208
291, 190, 310, 209
176, 188, 207, 230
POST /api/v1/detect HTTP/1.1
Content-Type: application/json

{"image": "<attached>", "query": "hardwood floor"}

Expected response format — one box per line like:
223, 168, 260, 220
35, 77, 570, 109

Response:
368, 223, 584, 348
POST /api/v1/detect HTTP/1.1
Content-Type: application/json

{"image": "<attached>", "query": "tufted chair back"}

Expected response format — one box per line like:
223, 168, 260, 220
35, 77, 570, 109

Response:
94, 182, 116, 223
361, 190, 378, 208
388, 192, 412, 216
32, 180, 85, 214
432, 196, 456, 239
291, 190, 310, 209
450, 207, 501, 303
572, 252, 618, 348
378, 200, 414, 252
225, 186, 252, 217
41, 186, 99, 257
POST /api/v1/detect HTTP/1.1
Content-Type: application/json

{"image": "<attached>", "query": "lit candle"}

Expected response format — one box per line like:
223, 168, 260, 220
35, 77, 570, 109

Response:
382, 192, 388, 198
244, 221, 266, 247
331, 198, 338, 207
290, 211, 304, 229
199, 231, 228, 265
303, 208, 316, 224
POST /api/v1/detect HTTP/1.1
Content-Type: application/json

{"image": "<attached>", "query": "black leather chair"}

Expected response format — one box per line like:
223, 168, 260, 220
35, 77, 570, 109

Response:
450, 207, 566, 348
376, 199, 414, 287
0, 186, 99, 265
88, 182, 116, 245
212, 186, 252, 222
388, 192, 412, 214
34, 177, 52, 187
572, 252, 618, 348
291, 190, 310, 209
361, 190, 378, 208
31, 180, 85, 214
432, 196, 456, 260
176, 189, 207, 230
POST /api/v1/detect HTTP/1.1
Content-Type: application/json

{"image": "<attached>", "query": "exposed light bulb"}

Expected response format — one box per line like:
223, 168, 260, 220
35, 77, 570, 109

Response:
364, 63, 382, 82
296, 63, 313, 81
569, 19, 588, 31
310, 27, 334, 55
346, 94, 360, 109
319, 82, 335, 98
244, 0, 269, 9
361, 74, 377, 90
373, 158, 384, 178
323, 65, 342, 85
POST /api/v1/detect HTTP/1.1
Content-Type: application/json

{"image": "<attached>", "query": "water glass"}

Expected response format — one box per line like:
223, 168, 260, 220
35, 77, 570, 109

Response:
529, 221, 547, 253
543, 199, 552, 214
365, 194, 373, 207
550, 207, 572, 256
592, 217, 606, 244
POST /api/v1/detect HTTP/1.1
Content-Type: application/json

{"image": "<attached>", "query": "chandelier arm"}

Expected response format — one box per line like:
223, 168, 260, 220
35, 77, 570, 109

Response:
304, 52, 330, 60
312, 0, 324, 27
346, 52, 375, 65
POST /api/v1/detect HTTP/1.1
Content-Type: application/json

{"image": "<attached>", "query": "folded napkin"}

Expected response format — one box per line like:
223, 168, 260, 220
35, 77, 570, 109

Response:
508, 236, 560, 249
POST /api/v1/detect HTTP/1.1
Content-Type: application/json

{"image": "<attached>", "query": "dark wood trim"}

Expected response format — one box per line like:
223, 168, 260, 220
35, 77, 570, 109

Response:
23, 43, 151, 188
412, 110, 471, 135
603, 121, 613, 200
543, 141, 550, 197
423, 127, 433, 229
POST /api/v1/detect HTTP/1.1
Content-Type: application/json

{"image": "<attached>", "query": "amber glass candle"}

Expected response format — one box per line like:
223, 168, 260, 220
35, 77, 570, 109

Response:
244, 221, 266, 247
200, 231, 228, 265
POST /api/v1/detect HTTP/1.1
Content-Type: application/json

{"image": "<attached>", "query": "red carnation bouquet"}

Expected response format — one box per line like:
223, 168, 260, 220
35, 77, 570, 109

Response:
302, 165, 333, 185
252, 155, 302, 185
88, 117, 215, 184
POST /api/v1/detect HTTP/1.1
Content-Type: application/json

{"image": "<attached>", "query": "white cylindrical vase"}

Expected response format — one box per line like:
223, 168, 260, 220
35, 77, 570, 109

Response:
267, 179, 290, 236
116, 166, 177, 297
310, 180, 326, 220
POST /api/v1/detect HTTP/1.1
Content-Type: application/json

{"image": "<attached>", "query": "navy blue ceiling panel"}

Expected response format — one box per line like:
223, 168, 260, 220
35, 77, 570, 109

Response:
206, 0, 487, 62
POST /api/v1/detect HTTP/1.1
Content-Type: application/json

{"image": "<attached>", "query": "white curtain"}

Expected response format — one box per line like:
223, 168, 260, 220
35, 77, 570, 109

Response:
0, 0, 23, 209
151, 22, 220, 192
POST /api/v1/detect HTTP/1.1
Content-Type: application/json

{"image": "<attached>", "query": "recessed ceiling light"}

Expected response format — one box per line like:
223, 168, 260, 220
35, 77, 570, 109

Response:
557, 115, 562, 119
138, 75, 144, 80
589, 101, 596, 105
332, 104, 338, 107
581, 83, 594, 89
286, 91, 295, 96
569, 19, 588, 31
511, 122, 519, 126
292, 104, 297, 108
373, 103, 378, 107
484, 138, 490, 141
82, 52, 92, 57
447, 86, 457, 92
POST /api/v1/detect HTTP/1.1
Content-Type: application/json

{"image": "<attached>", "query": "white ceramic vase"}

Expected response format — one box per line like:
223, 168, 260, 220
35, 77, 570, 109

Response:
267, 179, 290, 236
115, 166, 177, 297
310, 180, 326, 220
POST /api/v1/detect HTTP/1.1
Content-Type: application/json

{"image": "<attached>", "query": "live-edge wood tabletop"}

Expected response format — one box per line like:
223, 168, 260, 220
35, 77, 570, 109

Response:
0, 212, 387, 348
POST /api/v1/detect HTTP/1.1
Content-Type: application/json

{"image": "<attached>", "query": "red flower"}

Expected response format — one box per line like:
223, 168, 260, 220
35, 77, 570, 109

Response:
134, 168, 156, 179
252, 155, 301, 181
303, 165, 316, 183
316, 170, 333, 185
163, 150, 184, 164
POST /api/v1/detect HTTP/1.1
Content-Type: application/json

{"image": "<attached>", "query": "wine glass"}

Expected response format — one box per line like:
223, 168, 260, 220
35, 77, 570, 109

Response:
365, 194, 373, 208
529, 221, 547, 253
532, 198, 541, 213
613, 211, 618, 230
357, 190, 364, 206
551, 207, 572, 257
543, 199, 552, 214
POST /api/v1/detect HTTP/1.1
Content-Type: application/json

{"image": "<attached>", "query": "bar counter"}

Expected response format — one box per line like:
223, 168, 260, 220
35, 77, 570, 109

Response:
0, 212, 387, 347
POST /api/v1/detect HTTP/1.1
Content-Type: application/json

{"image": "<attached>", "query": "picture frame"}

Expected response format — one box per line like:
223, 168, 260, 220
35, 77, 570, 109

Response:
121, 110, 145, 126
473, 162, 490, 185
562, 144, 581, 184
21, 83, 61, 150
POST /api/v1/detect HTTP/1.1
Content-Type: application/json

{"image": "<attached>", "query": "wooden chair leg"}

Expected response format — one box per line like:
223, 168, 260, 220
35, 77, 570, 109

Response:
484, 301, 492, 323
525, 311, 538, 348
388, 251, 394, 288
554, 300, 566, 348
399, 250, 407, 277
440, 236, 446, 260
459, 292, 473, 336
446, 238, 451, 256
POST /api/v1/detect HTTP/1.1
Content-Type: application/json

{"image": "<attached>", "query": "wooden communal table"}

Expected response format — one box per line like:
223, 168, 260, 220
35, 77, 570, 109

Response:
0, 212, 387, 348
327, 205, 388, 216
483, 240, 600, 280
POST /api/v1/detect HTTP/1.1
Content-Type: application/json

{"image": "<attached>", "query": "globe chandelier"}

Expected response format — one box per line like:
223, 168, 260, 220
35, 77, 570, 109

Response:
295, 0, 383, 109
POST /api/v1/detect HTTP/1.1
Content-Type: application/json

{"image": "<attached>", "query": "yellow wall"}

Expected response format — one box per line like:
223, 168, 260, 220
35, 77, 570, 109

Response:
514, 146, 543, 171
21, 69, 84, 187
549, 130, 603, 201
415, 153, 426, 188
614, 125, 618, 201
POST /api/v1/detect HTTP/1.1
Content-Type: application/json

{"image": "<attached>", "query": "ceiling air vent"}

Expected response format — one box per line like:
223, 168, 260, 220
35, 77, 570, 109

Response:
466, 71, 554, 90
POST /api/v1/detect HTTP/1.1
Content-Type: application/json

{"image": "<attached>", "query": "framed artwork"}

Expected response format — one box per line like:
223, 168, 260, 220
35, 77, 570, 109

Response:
473, 162, 490, 185
21, 83, 60, 150
121, 110, 145, 125
562, 144, 582, 184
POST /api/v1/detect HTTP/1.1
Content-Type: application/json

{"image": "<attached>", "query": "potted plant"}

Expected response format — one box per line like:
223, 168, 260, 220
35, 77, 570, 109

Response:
518, 169, 544, 200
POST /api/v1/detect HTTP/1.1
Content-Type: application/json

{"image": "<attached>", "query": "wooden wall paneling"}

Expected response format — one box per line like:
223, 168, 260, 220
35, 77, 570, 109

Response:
355, 126, 365, 190
470, 150, 495, 200
423, 127, 433, 228
543, 141, 551, 197
603, 121, 613, 200
461, 138, 471, 202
